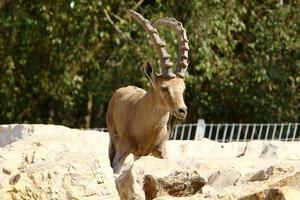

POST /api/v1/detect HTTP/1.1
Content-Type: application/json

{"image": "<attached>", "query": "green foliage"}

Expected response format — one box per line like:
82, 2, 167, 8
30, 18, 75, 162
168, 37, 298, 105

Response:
0, 0, 299, 127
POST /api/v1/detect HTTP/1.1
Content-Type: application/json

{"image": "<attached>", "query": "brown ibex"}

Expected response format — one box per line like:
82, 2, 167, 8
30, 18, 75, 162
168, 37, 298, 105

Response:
106, 10, 189, 173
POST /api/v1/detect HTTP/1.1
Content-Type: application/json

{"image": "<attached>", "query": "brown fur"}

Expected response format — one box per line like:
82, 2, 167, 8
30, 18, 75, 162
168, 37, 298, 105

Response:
106, 70, 187, 173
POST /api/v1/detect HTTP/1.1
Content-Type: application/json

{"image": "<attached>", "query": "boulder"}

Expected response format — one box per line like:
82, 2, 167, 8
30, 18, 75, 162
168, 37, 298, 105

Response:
207, 169, 241, 188
216, 166, 300, 199
0, 124, 119, 200
115, 156, 206, 200
240, 187, 300, 200
165, 140, 300, 199
2, 124, 300, 200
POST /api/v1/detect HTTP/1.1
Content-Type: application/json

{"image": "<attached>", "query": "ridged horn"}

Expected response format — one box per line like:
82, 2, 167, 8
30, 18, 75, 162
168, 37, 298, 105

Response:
153, 18, 189, 78
128, 10, 176, 78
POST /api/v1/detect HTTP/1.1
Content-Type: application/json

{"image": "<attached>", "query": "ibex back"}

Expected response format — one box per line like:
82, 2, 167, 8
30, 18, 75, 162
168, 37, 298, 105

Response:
106, 10, 189, 173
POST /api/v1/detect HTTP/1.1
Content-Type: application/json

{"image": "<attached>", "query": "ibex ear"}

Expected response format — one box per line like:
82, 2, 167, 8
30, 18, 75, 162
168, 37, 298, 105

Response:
144, 62, 157, 84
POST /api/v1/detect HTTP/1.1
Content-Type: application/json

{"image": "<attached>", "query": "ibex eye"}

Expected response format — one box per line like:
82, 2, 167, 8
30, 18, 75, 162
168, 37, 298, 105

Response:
161, 87, 168, 92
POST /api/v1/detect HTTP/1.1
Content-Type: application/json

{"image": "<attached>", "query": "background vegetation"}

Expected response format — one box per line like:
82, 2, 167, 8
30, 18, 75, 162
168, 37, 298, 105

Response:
0, 0, 299, 128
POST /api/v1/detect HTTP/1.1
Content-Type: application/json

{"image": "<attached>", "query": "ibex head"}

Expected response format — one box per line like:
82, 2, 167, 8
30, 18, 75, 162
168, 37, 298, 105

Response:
128, 10, 189, 119
144, 62, 187, 119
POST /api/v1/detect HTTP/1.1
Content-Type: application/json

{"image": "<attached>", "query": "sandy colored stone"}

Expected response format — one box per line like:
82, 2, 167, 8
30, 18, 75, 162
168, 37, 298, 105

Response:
207, 169, 241, 188
116, 156, 206, 200
164, 140, 300, 199
240, 187, 300, 200
144, 171, 206, 199
0, 124, 119, 200
272, 171, 300, 189
2, 124, 300, 200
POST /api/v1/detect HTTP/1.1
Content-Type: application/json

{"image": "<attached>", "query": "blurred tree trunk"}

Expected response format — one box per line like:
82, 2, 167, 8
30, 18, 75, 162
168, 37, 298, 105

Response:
85, 94, 93, 128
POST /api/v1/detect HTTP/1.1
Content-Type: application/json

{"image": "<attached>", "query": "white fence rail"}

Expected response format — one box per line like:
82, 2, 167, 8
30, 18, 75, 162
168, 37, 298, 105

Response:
92, 120, 300, 142
170, 121, 300, 142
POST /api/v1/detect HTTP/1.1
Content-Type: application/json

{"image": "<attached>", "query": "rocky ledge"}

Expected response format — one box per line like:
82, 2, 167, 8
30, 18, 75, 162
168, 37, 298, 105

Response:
1, 124, 300, 200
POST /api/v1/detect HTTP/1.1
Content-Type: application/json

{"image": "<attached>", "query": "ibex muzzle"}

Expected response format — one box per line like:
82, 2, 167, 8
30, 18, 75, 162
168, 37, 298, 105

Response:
106, 10, 189, 173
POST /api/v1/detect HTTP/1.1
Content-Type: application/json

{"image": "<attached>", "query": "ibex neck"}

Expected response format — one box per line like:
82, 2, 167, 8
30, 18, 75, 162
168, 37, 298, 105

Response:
138, 88, 169, 128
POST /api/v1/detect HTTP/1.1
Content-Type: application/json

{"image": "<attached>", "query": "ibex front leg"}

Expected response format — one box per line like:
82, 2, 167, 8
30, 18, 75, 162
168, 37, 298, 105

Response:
112, 145, 131, 174
152, 141, 167, 159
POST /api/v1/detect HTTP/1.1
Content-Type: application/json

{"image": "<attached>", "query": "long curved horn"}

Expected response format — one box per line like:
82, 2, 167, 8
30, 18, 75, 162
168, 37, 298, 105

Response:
153, 18, 189, 78
128, 10, 176, 78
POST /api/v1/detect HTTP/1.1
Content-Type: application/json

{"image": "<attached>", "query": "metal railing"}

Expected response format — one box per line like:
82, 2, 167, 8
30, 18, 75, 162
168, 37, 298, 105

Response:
170, 121, 300, 142
91, 121, 300, 142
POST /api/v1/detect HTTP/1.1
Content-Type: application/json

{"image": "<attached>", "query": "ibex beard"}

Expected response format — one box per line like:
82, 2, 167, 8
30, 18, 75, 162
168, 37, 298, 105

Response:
106, 10, 189, 173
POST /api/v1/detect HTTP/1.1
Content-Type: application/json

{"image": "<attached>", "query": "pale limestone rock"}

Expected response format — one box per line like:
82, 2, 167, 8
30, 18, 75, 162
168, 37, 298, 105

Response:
2, 125, 300, 200
164, 140, 300, 200
115, 156, 206, 200
246, 166, 294, 183
116, 139, 300, 200
240, 187, 300, 200
166, 139, 300, 161
0, 124, 119, 200
207, 169, 241, 188
209, 165, 300, 199
144, 171, 206, 198
199, 185, 219, 199
153, 195, 206, 200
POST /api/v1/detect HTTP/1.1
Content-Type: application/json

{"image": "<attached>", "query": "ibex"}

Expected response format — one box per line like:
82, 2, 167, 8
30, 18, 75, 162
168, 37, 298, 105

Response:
106, 10, 189, 173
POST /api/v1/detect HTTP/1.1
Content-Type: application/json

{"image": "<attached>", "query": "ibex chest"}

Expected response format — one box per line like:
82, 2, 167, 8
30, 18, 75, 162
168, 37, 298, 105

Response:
131, 126, 168, 156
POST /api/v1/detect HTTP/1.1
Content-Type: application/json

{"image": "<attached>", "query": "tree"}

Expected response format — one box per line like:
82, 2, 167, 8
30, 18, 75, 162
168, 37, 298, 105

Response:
0, 0, 299, 127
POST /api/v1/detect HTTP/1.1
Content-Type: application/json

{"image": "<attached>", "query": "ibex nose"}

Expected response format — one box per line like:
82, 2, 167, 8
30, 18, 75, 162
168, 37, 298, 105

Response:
178, 107, 187, 114
175, 107, 187, 119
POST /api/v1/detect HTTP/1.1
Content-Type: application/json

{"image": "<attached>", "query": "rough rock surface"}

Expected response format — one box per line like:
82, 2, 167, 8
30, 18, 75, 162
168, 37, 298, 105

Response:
116, 139, 300, 200
116, 156, 206, 200
2, 124, 300, 200
165, 140, 300, 200
0, 124, 119, 200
